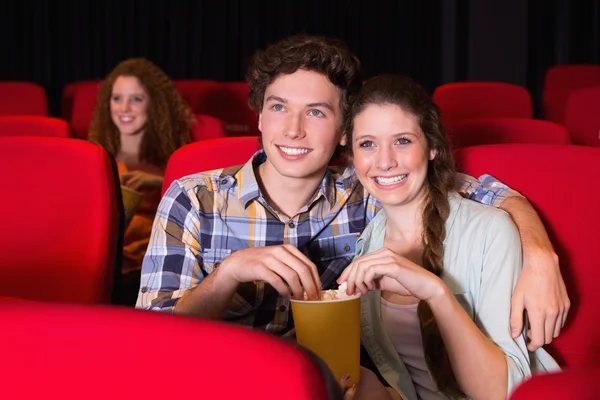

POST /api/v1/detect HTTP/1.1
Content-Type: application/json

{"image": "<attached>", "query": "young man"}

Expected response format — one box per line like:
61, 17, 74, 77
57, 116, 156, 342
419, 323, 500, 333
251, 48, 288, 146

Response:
137, 34, 569, 350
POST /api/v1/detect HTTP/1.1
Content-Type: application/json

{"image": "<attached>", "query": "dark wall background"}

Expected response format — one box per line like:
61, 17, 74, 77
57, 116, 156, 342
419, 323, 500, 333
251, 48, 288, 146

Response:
1, 0, 598, 118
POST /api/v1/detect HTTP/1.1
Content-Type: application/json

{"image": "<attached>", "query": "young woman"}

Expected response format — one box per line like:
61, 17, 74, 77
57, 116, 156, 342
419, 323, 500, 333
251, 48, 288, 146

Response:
88, 58, 194, 304
338, 75, 559, 400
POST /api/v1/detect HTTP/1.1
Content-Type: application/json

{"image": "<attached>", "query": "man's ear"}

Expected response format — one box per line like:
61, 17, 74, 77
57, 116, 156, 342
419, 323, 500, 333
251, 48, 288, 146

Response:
258, 113, 262, 132
339, 131, 348, 146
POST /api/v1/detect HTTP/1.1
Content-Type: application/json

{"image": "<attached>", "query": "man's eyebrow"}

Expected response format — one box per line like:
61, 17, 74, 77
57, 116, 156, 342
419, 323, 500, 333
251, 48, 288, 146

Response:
265, 95, 287, 103
307, 102, 334, 111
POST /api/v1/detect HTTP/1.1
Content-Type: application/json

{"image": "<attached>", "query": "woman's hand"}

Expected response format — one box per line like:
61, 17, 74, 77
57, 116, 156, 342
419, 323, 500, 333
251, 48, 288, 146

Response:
337, 248, 446, 302
339, 368, 400, 400
120, 170, 163, 191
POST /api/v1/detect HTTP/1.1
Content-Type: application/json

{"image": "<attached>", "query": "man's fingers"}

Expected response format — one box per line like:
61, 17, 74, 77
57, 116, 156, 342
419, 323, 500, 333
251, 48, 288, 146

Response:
267, 260, 304, 300
553, 311, 563, 339
257, 268, 292, 299
281, 245, 321, 288
275, 247, 320, 300
544, 307, 559, 344
510, 294, 525, 338
526, 312, 546, 351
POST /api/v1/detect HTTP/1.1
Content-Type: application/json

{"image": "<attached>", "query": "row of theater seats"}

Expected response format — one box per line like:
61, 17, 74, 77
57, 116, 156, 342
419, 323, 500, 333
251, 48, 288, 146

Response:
1, 135, 600, 397
1, 300, 598, 399
1, 64, 599, 145
0, 113, 583, 149
0, 114, 227, 142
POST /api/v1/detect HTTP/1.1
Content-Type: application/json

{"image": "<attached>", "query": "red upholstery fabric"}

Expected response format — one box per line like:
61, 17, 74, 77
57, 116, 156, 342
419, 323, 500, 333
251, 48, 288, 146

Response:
193, 82, 260, 136
0, 137, 119, 303
510, 365, 600, 399
70, 81, 101, 139
190, 114, 227, 142
433, 82, 533, 126
447, 117, 571, 148
564, 86, 600, 147
0, 115, 72, 138
61, 79, 102, 121
0, 303, 335, 400
455, 144, 600, 367
542, 64, 600, 124
0, 296, 31, 302
162, 136, 259, 194
0, 81, 48, 116
173, 79, 219, 111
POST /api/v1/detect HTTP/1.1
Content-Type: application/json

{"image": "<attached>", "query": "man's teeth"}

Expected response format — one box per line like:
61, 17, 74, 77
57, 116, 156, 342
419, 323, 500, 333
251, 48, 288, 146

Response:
280, 146, 309, 155
375, 175, 407, 185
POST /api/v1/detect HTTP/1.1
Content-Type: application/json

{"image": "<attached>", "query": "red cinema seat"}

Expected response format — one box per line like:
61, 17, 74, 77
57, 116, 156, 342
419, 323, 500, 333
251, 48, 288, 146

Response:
0, 81, 48, 116
0, 115, 72, 138
455, 144, 600, 368
433, 82, 533, 128
190, 114, 227, 142
70, 81, 101, 139
194, 82, 260, 137
542, 64, 600, 124
61, 79, 102, 121
173, 79, 219, 111
564, 86, 600, 147
0, 137, 120, 303
162, 136, 259, 194
510, 365, 600, 399
447, 117, 571, 148
0, 302, 339, 400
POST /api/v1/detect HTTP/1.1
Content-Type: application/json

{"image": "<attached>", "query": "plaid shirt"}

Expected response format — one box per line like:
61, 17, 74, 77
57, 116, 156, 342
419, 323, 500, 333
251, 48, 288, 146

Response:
137, 151, 519, 335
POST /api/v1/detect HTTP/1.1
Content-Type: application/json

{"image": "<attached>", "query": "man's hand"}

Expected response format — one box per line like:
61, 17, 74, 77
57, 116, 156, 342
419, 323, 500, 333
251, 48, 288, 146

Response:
510, 249, 570, 351
499, 196, 571, 351
217, 245, 322, 300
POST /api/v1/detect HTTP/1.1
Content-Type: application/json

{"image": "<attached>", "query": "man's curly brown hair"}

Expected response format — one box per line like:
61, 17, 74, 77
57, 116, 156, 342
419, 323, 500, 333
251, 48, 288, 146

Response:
88, 58, 194, 167
246, 34, 362, 123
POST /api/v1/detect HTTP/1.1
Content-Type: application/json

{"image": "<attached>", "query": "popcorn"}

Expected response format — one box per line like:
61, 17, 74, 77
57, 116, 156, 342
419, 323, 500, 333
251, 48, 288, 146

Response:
302, 281, 359, 301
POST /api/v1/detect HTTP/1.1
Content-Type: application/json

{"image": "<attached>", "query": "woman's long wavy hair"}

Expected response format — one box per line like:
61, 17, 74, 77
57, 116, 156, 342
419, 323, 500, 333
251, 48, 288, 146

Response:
88, 58, 194, 167
346, 75, 462, 397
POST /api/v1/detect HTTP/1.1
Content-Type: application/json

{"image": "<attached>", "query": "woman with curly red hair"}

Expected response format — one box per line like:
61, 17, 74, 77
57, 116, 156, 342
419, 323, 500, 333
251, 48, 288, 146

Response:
88, 58, 194, 304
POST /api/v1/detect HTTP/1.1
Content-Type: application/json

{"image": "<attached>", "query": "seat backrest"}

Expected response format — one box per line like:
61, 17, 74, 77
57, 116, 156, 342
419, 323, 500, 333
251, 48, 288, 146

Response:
542, 64, 600, 124
173, 79, 219, 110
190, 114, 227, 142
70, 81, 101, 139
61, 79, 102, 121
0, 81, 48, 116
454, 144, 600, 367
433, 82, 533, 124
193, 82, 260, 136
162, 136, 259, 194
0, 115, 72, 138
447, 117, 571, 148
0, 137, 119, 303
564, 86, 600, 147
509, 365, 600, 399
0, 303, 337, 400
